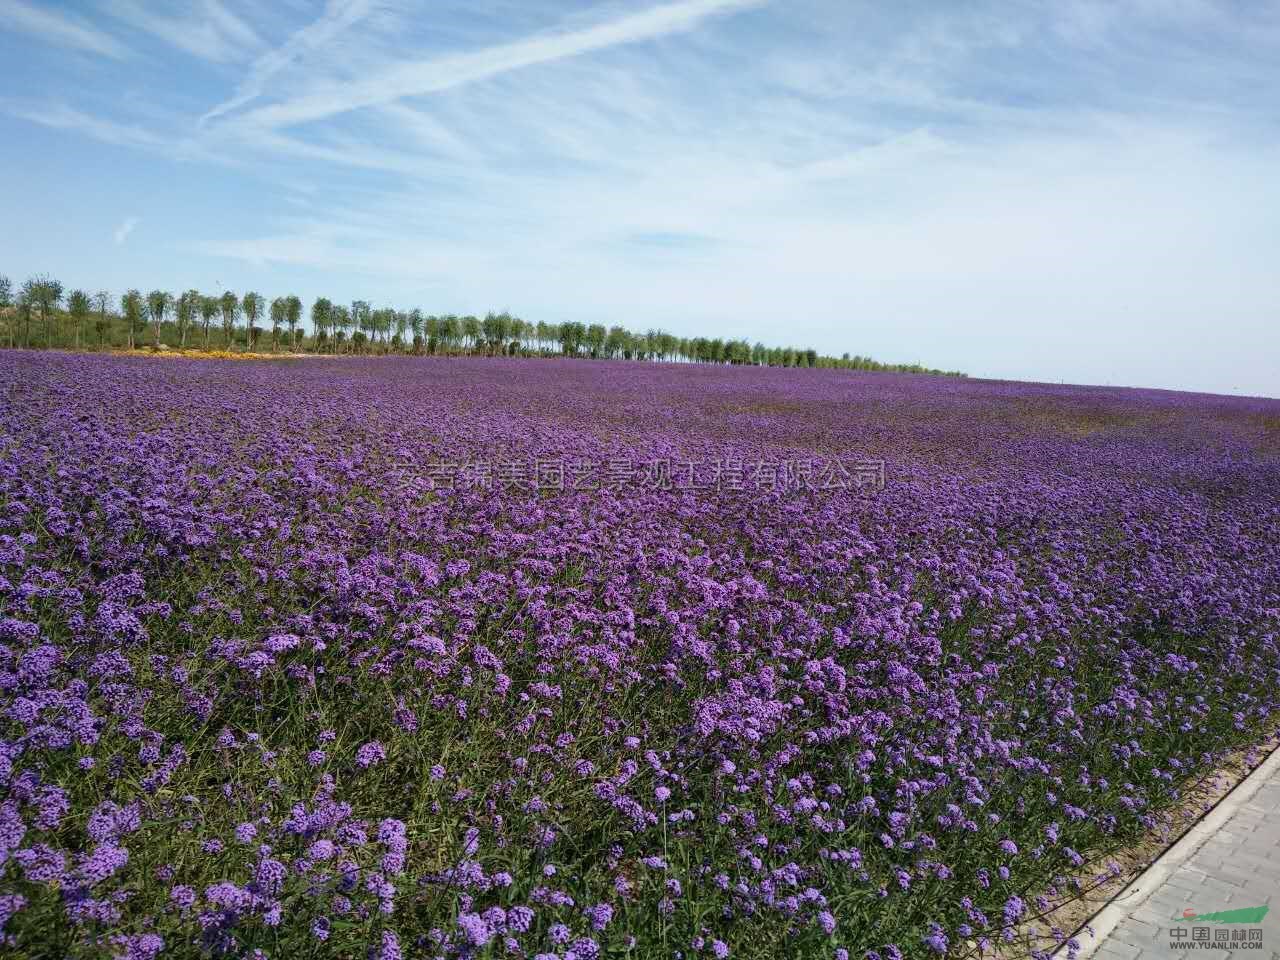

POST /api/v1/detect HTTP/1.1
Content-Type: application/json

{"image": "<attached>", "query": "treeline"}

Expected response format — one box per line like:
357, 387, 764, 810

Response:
0, 273, 966, 376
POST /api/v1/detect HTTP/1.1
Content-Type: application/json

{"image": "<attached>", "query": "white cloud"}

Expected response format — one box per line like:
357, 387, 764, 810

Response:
101, 0, 262, 63
113, 217, 139, 246
2, 103, 168, 149
216, 0, 768, 129
201, 0, 380, 124
0, 0, 128, 58
788, 129, 954, 182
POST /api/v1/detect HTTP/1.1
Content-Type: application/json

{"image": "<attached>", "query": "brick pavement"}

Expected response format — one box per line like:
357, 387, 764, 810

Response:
1079, 769, 1280, 959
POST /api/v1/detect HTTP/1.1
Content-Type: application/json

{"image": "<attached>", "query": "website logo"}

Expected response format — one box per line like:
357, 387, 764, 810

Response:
1168, 905, 1268, 951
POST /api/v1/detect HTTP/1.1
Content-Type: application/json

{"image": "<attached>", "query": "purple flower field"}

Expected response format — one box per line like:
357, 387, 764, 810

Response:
1, 351, 1278, 960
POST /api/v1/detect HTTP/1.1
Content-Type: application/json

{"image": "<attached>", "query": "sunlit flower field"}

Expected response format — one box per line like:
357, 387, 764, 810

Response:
2, 352, 1278, 960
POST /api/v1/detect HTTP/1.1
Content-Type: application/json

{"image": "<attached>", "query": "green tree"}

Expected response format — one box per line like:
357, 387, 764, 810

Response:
269, 297, 286, 352
462, 315, 481, 354
120, 290, 143, 350
145, 290, 172, 348
67, 290, 90, 350
285, 295, 302, 350
605, 326, 626, 359
369, 308, 391, 349
331, 304, 351, 351
198, 296, 218, 350
241, 292, 262, 351
17, 283, 35, 349
214, 293, 235, 349
586, 323, 607, 358
93, 292, 111, 348
558, 321, 586, 356
311, 298, 333, 353
375, 306, 390, 349
481, 311, 500, 354
394, 310, 410, 350
441, 315, 460, 353
0, 274, 11, 348
177, 290, 201, 348
351, 301, 371, 352
28, 275, 63, 348
409, 309, 423, 353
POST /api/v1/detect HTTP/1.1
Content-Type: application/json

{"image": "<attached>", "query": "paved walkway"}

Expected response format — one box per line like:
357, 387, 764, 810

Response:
1079, 751, 1280, 960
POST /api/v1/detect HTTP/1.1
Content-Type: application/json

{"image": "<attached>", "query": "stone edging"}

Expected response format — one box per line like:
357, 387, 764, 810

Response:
1053, 739, 1280, 958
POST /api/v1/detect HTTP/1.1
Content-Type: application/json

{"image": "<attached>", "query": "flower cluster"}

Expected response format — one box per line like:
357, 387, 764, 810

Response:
0, 352, 1277, 959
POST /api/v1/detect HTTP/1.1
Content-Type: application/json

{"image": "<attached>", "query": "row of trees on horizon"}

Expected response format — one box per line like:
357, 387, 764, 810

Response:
0, 272, 966, 376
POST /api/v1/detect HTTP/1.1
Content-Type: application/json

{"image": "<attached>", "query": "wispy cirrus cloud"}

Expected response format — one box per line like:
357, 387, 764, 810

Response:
627, 231, 720, 249
200, 0, 382, 125
113, 217, 139, 246
100, 0, 262, 64
213, 0, 768, 130
1, 102, 168, 149
0, 0, 129, 59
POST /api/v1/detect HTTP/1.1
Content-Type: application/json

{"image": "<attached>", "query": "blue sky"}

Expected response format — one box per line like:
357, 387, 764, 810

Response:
1, 0, 1277, 396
